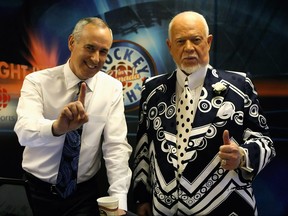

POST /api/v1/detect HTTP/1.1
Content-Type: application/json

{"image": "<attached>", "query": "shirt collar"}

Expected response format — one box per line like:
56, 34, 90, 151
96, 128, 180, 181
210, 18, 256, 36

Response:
176, 65, 208, 89
64, 60, 95, 92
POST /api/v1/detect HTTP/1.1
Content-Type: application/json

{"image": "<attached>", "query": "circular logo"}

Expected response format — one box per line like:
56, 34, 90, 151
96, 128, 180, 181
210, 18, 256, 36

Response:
0, 87, 11, 110
102, 40, 157, 112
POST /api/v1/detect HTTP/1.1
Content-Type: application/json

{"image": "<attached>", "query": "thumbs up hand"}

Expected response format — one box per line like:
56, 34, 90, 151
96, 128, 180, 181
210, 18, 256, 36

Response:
218, 130, 242, 170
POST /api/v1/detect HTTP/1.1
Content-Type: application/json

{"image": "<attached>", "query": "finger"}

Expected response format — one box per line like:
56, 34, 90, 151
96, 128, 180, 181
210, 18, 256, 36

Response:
71, 101, 86, 119
76, 103, 87, 120
222, 129, 230, 145
63, 106, 74, 120
221, 159, 227, 166
67, 103, 80, 119
78, 82, 86, 106
65, 103, 87, 126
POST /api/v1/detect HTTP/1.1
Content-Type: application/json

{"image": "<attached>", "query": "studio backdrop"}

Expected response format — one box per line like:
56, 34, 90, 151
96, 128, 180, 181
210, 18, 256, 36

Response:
0, 0, 287, 215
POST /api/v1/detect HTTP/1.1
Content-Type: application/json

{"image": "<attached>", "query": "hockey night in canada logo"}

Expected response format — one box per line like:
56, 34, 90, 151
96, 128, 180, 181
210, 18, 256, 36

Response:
102, 40, 157, 111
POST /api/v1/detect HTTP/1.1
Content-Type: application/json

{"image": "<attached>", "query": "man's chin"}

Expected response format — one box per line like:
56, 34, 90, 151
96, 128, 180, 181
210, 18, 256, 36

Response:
181, 65, 200, 74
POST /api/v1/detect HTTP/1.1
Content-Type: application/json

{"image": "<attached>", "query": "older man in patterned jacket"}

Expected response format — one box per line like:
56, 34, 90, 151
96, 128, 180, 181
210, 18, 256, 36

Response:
132, 11, 276, 216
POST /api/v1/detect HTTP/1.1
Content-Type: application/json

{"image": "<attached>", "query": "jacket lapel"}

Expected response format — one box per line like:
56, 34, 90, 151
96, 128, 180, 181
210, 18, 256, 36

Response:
193, 67, 224, 128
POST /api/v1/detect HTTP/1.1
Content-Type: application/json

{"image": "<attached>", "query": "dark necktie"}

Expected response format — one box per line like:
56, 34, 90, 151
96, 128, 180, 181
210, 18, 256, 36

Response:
176, 77, 193, 178
55, 82, 83, 198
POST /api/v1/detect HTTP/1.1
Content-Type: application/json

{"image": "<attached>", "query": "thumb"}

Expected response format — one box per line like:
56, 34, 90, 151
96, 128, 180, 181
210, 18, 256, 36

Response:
78, 82, 86, 105
222, 130, 230, 145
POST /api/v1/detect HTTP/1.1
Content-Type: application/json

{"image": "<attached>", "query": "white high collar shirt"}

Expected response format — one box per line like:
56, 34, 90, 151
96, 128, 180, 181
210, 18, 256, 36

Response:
14, 60, 132, 210
176, 65, 208, 123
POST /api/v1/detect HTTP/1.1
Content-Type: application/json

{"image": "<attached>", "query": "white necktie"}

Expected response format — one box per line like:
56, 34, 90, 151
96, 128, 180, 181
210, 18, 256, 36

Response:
176, 77, 193, 178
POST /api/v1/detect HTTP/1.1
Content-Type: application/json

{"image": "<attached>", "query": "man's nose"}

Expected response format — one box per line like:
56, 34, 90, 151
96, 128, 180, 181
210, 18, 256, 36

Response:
184, 40, 195, 51
91, 51, 99, 63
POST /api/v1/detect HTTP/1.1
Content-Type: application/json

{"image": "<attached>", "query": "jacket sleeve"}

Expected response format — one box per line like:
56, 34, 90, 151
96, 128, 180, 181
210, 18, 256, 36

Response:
239, 73, 276, 178
132, 78, 152, 204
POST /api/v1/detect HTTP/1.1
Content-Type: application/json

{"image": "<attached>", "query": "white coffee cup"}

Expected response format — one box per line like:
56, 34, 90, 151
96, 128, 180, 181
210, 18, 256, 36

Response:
97, 196, 119, 216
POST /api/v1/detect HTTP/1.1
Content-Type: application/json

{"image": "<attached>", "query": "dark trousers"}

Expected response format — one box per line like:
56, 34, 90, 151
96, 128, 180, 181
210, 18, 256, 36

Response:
23, 172, 101, 216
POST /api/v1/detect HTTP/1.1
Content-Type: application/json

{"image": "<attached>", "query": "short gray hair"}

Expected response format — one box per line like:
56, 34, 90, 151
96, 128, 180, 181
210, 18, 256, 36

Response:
72, 17, 113, 42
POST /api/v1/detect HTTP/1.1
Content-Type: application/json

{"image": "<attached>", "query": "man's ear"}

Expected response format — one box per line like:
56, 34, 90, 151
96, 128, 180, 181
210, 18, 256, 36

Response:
207, 34, 213, 48
166, 38, 171, 51
68, 35, 74, 51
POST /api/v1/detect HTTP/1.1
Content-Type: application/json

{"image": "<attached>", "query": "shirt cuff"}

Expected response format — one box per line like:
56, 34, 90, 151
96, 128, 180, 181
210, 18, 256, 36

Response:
110, 193, 128, 211
239, 147, 254, 173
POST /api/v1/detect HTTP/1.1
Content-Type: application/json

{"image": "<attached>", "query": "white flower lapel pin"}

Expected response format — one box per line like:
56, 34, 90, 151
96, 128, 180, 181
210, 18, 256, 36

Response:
212, 82, 227, 95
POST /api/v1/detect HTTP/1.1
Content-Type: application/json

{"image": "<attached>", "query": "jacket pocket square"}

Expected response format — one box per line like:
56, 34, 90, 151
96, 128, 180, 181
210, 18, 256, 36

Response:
216, 102, 235, 120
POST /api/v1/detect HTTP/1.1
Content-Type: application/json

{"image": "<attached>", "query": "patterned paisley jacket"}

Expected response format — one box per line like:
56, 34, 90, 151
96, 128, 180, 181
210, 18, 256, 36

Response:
133, 67, 276, 216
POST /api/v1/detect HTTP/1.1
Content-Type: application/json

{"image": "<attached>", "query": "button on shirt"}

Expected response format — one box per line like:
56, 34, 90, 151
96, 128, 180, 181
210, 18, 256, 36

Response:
14, 61, 132, 210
